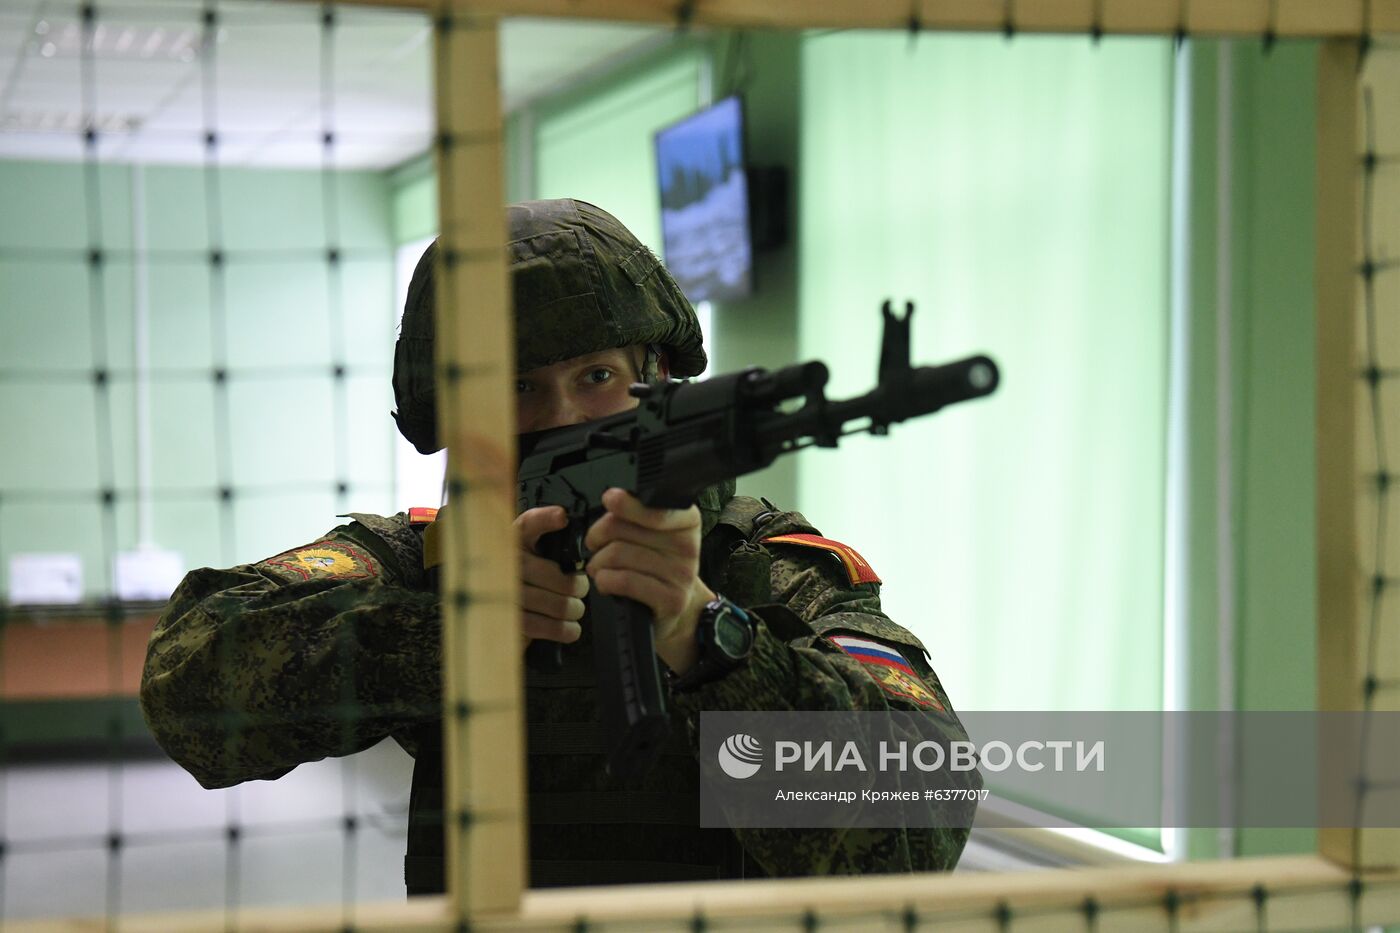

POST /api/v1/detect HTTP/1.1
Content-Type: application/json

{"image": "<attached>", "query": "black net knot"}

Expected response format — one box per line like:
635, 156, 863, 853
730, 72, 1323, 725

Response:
1364, 150, 1378, 174
435, 132, 455, 153
88, 248, 103, 267
1090, 23, 1103, 43
209, 249, 224, 268
452, 590, 470, 611
321, 7, 336, 30
901, 904, 919, 931
226, 824, 241, 843
107, 832, 122, 853
326, 248, 340, 265
690, 911, 707, 933
447, 478, 467, 499
1349, 876, 1365, 902
994, 901, 1013, 928
93, 369, 108, 388
1365, 676, 1379, 699
1174, 27, 1188, 50
434, 15, 453, 34
81, 4, 95, 24
100, 487, 115, 506
204, 131, 218, 150
84, 127, 97, 147
453, 700, 471, 720
1082, 896, 1099, 921
219, 486, 234, 502
202, 9, 218, 29
676, 0, 697, 32
213, 367, 227, 384
332, 363, 346, 379
1252, 884, 1268, 909
323, 132, 335, 149
1365, 365, 1382, 388
1163, 888, 1180, 915
343, 815, 358, 834
801, 909, 819, 932
456, 808, 474, 830
1377, 471, 1391, 494
1261, 29, 1277, 54
336, 480, 349, 496
1374, 574, 1386, 596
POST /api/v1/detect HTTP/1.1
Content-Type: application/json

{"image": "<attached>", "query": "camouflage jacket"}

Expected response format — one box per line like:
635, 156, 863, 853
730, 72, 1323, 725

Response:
140, 485, 975, 877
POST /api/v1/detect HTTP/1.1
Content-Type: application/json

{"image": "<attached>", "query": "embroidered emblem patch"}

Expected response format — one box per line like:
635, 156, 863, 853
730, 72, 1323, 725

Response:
829, 634, 944, 711
761, 533, 881, 585
264, 541, 378, 582
869, 664, 946, 711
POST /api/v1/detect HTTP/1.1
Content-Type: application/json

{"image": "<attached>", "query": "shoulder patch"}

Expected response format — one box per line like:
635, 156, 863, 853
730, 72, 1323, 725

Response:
408, 507, 439, 525
762, 533, 881, 585
829, 635, 944, 711
262, 540, 379, 582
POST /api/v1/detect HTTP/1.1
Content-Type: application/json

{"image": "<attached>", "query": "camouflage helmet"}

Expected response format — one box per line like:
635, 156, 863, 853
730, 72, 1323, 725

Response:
392, 198, 707, 454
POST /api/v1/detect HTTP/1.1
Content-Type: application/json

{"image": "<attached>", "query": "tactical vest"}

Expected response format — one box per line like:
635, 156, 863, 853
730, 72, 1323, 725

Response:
403, 493, 783, 894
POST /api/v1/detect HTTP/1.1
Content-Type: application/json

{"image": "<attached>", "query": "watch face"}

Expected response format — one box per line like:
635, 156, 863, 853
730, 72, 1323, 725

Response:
713, 608, 754, 661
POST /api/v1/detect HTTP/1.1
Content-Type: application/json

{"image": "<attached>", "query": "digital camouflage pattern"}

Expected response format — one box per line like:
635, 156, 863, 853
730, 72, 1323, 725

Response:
140, 488, 976, 881
392, 199, 709, 454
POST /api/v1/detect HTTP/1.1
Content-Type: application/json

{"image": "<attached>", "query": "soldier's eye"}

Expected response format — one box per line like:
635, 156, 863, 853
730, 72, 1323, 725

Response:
585, 368, 613, 385
515, 380, 533, 394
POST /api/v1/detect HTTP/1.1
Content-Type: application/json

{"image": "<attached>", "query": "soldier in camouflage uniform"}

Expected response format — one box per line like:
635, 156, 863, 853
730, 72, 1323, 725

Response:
140, 199, 977, 894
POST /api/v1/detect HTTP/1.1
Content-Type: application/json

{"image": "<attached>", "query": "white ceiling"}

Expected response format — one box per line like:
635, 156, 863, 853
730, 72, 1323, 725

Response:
0, 0, 670, 169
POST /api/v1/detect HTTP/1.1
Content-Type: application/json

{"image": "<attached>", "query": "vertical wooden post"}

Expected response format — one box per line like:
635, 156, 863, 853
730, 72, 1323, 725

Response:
432, 10, 526, 917
1316, 36, 1400, 870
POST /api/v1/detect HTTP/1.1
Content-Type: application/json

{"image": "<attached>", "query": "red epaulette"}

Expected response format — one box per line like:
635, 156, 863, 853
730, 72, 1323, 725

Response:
408, 507, 440, 526
761, 533, 881, 585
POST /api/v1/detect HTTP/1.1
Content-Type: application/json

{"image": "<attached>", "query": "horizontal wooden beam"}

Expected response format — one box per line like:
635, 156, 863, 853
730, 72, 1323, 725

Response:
314, 0, 1400, 38
13, 856, 1400, 932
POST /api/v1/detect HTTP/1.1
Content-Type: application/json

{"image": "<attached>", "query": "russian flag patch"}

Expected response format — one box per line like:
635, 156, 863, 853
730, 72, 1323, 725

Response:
828, 634, 945, 711
829, 635, 916, 674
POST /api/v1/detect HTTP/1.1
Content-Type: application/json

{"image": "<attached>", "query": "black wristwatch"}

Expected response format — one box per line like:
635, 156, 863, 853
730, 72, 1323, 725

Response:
670, 595, 757, 693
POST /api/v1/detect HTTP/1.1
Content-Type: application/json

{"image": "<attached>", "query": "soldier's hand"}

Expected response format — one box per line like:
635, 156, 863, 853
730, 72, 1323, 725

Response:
516, 506, 589, 649
583, 488, 714, 663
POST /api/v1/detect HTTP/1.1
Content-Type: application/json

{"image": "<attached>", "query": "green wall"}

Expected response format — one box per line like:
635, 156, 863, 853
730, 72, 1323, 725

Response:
1177, 38, 1319, 859
0, 161, 396, 597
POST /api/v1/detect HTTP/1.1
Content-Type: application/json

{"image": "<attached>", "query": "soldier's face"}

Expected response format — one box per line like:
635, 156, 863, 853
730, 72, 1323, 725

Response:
516, 346, 651, 433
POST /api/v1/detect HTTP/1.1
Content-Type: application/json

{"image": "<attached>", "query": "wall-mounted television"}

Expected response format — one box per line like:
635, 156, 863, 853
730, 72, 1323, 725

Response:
654, 96, 754, 304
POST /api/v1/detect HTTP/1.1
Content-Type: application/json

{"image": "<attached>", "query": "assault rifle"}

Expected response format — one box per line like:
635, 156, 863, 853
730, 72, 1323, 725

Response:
518, 301, 999, 780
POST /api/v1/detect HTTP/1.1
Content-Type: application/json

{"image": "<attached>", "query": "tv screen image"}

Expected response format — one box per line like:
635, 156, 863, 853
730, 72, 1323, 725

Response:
655, 96, 753, 304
